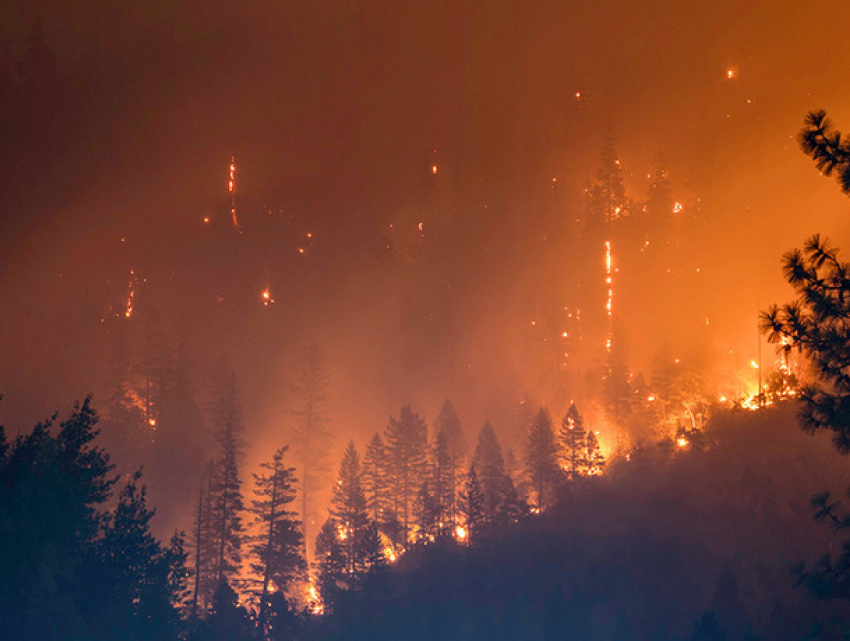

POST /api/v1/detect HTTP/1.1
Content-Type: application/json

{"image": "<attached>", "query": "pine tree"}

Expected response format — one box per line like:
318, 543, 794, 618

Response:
95, 470, 188, 640
314, 517, 347, 610
289, 345, 333, 560
799, 110, 850, 194
585, 430, 606, 476
190, 461, 218, 612
413, 481, 439, 542
431, 429, 454, 533
384, 404, 428, 540
363, 432, 388, 524
249, 446, 305, 629
361, 522, 388, 571
433, 399, 466, 522
525, 407, 560, 509
330, 442, 370, 577
458, 466, 484, 545
560, 404, 588, 481
206, 365, 246, 589
472, 422, 510, 527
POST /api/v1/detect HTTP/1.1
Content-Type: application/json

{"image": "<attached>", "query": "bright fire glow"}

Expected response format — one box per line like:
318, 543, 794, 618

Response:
432, 164, 438, 174
672, 201, 683, 214
455, 525, 468, 541
124, 269, 136, 318
676, 437, 688, 448
306, 580, 324, 615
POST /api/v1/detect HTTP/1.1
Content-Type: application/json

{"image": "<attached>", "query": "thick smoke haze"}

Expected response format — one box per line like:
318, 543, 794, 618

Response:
2, 0, 850, 538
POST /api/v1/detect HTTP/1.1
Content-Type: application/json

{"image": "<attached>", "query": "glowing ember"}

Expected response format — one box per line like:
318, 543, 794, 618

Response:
432, 164, 438, 174
455, 525, 468, 541
672, 201, 683, 214
676, 437, 688, 448
261, 288, 274, 306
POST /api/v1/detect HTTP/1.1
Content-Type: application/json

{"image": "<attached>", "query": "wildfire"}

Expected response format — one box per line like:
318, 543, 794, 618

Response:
306, 580, 324, 615
605, 240, 613, 322
124, 269, 137, 319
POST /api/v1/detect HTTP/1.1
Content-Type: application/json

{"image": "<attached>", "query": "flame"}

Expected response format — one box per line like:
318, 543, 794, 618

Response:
124, 269, 137, 319
455, 525, 468, 541
306, 580, 324, 615
676, 437, 688, 448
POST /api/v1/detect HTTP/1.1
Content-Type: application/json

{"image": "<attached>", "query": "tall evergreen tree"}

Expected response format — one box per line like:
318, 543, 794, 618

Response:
190, 461, 217, 612
525, 407, 560, 509
363, 432, 389, 524
433, 399, 466, 522
413, 481, 439, 541
330, 442, 370, 577
249, 446, 305, 629
472, 422, 512, 527
560, 404, 588, 481
384, 404, 428, 540
431, 429, 454, 533
314, 517, 347, 611
289, 345, 333, 560
93, 470, 188, 640
458, 466, 484, 545
206, 365, 246, 589
585, 430, 606, 476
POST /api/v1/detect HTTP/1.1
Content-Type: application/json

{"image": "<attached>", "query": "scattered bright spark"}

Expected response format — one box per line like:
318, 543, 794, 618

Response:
261, 288, 274, 306
574, 91, 581, 99
298, 247, 305, 254
750, 360, 759, 369
672, 201, 683, 214
432, 164, 438, 174
203, 216, 210, 224
676, 437, 688, 448
727, 69, 735, 79
228, 157, 242, 231
148, 418, 156, 427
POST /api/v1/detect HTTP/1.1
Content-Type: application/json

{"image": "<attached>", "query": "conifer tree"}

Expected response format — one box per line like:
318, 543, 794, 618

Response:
433, 399, 466, 521
459, 466, 484, 545
249, 446, 305, 629
363, 432, 388, 524
384, 404, 428, 539
560, 404, 588, 481
206, 365, 245, 588
361, 522, 388, 571
431, 430, 454, 533
190, 461, 217, 612
413, 481, 439, 541
330, 442, 370, 577
585, 430, 606, 476
472, 422, 511, 527
290, 345, 333, 560
314, 517, 347, 610
525, 407, 560, 509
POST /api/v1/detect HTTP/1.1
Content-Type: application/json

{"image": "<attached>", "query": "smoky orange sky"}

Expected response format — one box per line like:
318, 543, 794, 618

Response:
2, 0, 850, 532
